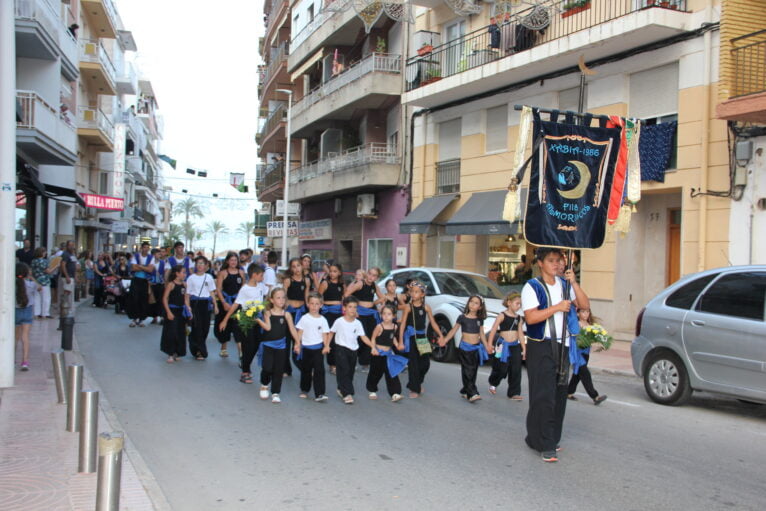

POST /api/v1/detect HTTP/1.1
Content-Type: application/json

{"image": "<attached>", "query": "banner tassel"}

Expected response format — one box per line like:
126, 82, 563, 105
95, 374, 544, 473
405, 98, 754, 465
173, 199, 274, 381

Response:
502, 178, 519, 222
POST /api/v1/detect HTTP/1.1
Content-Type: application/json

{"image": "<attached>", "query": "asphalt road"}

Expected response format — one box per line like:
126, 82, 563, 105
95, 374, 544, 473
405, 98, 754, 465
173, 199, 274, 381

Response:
75, 305, 766, 510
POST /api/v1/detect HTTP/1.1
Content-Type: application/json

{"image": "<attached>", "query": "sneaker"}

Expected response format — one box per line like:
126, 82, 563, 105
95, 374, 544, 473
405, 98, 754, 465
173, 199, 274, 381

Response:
594, 395, 608, 405
542, 452, 558, 463
368, 392, 378, 400
314, 395, 329, 403
469, 394, 482, 403
129, 321, 136, 328
259, 386, 270, 400
391, 394, 403, 402
488, 385, 497, 395
556, 445, 563, 452
138, 321, 146, 327
343, 395, 354, 405
271, 394, 281, 404
20, 361, 29, 371
219, 348, 229, 358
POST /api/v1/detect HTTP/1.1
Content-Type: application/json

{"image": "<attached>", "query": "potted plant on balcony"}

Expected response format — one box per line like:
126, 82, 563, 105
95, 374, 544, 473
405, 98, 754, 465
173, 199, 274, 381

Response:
561, 0, 591, 18
376, 37, 387, 54
422, 67, 442, 86
418, 43, 434, 56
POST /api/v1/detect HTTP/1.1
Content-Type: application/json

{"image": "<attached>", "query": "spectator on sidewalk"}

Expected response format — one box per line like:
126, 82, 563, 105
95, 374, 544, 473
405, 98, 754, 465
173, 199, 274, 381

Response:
58, 240, 77, 319
30, 247, 53, 319
16, 239, 34, 265
16, 262, 38, 371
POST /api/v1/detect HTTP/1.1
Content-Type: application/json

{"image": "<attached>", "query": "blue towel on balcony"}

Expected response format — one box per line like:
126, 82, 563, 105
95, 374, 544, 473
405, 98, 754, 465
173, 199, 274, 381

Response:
639, 122, 677, 182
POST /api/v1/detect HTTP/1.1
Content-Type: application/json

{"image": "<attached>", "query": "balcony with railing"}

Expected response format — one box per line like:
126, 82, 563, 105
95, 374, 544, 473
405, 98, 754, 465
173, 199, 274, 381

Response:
258, 104, 288, 155
291, 53, 402, 137
16, 90, 77, 165
123, 110, 146, 151
288, 4, 359, 75
258, 161, 285, 203
116, 61, 139, 95
265, 0, 289, 42
81, 0, 118, 39
717, 29, 766, 123
260, 41, 290, 102
77, 105, 114, 150
79, 39, 117, 95
289, 143, 401, 202
403, 0, 692, 108
58, 22, 79, 80
14, 0, 61, 61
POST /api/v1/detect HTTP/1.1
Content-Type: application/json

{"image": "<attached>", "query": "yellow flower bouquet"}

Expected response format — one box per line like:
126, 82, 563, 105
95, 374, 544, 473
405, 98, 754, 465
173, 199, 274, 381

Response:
576, 323, 614, 351
235, 299, 267, 335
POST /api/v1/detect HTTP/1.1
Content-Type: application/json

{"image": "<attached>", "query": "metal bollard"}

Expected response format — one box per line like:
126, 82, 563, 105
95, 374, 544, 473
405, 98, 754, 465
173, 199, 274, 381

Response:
61, 316, 75, 351
95, 432, 124, 511
78, 390, 99, 473
65, 364, 83, 432
51, 351, 67, 404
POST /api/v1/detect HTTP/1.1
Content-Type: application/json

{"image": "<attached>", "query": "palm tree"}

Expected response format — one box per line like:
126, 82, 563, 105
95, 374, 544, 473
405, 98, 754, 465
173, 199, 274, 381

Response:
173, 198, 204, 245
206, 220, 229, 258
237, 221, 256, 248
167, 223, 183, 247
182, 220, 196, 249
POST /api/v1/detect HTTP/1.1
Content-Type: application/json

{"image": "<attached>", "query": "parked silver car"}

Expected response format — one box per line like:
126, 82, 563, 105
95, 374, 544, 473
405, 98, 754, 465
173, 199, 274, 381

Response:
632, 266, 766, 406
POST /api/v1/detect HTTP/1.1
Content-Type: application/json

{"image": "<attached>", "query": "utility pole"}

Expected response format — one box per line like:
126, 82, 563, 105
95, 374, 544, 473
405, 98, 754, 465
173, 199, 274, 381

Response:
0, 0, 17, 387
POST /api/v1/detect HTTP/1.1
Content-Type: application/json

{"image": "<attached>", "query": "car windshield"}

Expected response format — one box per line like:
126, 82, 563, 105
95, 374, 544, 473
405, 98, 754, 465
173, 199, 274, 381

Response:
432, 272, 504, 299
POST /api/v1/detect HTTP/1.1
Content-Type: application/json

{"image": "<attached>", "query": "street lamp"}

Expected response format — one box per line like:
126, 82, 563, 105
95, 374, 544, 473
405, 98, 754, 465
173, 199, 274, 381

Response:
275, 88, 292, 269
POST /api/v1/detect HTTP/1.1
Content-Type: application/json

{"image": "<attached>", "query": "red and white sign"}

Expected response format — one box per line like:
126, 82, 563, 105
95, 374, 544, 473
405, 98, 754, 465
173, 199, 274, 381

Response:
82, 193, 124, 211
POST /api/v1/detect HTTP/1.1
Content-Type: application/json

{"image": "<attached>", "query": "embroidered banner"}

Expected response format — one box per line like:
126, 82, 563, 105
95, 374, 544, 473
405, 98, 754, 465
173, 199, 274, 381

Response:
524, 114, 622, 249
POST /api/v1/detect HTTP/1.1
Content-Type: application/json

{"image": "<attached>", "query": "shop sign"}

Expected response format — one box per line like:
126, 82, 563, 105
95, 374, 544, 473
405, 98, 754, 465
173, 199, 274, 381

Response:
267, 220, 299, 237
299, 219, 332, 241
275, 200, 300, 217
82, 193, 124, 211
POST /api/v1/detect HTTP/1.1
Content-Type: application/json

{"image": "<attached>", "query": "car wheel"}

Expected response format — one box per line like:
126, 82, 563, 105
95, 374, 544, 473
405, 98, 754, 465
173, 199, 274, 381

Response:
430, 317, 456, 363
643, 351, 692, 406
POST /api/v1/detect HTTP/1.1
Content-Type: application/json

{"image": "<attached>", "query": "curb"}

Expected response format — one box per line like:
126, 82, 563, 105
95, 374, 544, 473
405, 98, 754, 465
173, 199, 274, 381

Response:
588, 366, 638, 378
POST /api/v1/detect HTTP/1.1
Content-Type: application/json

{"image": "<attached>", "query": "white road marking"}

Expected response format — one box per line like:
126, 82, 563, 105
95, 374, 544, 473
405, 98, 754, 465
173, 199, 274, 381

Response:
575, 392, 640, 407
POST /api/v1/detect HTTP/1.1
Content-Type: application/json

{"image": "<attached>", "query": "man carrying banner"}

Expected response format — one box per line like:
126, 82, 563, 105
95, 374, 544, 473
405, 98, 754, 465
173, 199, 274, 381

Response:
521, 248, 590, 463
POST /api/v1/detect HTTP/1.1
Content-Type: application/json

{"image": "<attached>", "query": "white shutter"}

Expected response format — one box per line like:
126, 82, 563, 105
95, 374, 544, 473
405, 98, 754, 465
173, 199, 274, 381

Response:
438, 118, 462, 162
629, 63, 679, 119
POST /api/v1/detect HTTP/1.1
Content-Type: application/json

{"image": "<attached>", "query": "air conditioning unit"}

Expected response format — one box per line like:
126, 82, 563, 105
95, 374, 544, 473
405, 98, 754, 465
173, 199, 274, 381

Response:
357, 193, 377, 218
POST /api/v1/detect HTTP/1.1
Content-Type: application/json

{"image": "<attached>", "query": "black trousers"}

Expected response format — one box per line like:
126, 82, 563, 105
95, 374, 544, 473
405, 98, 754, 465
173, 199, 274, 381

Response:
488, 344, 523, 397
405, 348, 430, 394
335, 345, 357, 397
126, 278, 149, 321
188, 300, 211, 358
240, 328, 260, 374
299, 348, 326, 397
366, 354, 401, 396
215, 305, 244, 345
525, 339, 568, 453
322, 309, 342, 366
260, 345, 286, 394
458, 348, 480, 398
93, 279, 105, 307
357, 314, 376, 366
567, 354, 599, 399
150, 284, 164, 318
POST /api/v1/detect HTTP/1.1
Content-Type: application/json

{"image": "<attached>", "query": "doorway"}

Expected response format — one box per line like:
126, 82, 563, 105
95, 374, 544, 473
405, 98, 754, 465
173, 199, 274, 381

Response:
667, 208, 681, 286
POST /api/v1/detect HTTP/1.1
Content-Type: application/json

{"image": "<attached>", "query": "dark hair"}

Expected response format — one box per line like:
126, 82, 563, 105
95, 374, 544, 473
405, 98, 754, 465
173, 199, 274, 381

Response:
33, 246, 47, 259
239, 249, 249, 256
535, 247, 565, 262
16, 263, 30, 308
267, 251, 277, 264
384, 278, 396, 288
464, 295, 487, 321
287, 257, 302, 278
224, 251, 239, 268
173, 241, 184, 249
168, 264, 185, 282
141, 241, 150, 247
194, 255, 209, 265
342, 295, 359, 306
380, 303, 397, 318
247, 264, 264, 278
151, 248, 160, 255
186, 251, 194, 257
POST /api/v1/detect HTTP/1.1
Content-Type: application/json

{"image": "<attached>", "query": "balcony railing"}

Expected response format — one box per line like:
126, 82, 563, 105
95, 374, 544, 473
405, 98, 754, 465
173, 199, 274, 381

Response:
265, 0, 288, 36
126, 155, 143, 177
259, 103, 287, 140
262, 41, 290, 91
293, 53, 401, 116
15, 0, 59, 42
77, 106, 114, 142
291, 7, 334, 51
80, 38, 117, 82
435, 159, 460, 195
59, 22, 78, 68
291, 143, 399, 184
731, 29, 766, 98
263, 161, 286, 189
16, 90, 76, 147
405, 0, 688, 91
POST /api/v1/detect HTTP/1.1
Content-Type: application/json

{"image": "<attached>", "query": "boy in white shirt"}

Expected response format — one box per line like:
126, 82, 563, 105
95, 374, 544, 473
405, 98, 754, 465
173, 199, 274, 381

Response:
263, 251, 278, 291
186, 256, 218, 360
294, 293, 331, 402
329, 296, 370, 404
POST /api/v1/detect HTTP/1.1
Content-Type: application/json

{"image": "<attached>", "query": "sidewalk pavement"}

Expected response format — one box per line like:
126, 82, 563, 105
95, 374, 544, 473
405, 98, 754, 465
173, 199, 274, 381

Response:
587, 339, 636, 376
0, 305, 168, 511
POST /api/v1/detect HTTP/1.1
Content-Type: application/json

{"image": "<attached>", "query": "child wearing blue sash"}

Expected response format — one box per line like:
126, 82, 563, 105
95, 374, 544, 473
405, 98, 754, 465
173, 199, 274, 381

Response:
399, 281, 443, 399
366, 304, 407, 402
258, 288, 300, 404
345, 267, 384, 371
215, 252, 247, 360
294, 293, 331, 402
161, 265, 190, 363
441, 296, 493, 403
330, 296, 371, 404
149, 248, 165, 324
567, 307, 607, 405
318, 262, 345, 375
487, 292, 526, 400
283, 258, 310, 377
186, 256, 219, 360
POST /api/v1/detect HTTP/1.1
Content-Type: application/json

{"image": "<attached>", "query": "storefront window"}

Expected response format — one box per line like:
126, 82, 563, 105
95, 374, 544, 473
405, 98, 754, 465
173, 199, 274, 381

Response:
367, 238, 393, 274
488, 234, 529, 288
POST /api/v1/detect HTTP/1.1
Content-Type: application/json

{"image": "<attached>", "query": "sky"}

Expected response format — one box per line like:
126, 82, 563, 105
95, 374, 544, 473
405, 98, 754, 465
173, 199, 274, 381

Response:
116, 0, 264, 254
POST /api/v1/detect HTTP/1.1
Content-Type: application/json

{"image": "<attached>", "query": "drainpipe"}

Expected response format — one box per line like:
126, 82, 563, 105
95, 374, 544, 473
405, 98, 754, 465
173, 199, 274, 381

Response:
420, 114, 428, 265
697, 0, 714, 272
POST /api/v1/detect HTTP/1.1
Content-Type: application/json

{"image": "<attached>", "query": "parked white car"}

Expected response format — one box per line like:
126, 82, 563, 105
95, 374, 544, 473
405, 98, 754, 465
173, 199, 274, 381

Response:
378, 267, 507, 362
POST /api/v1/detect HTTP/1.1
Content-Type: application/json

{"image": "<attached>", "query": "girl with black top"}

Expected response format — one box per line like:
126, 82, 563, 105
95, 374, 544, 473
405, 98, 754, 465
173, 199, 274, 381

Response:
366, 304, 407, 402
258, 288, 300, 404
441, 296, 493, 402
301, 254, 320, 292
399, 282, 443, 398
283, 258, 310, 376
377, 279, 401, 312
345, 267, 384, 370
161, 265, 190, 363
318, 262, 344, 374
215, 252, 246, 359
487, 292, 526, 400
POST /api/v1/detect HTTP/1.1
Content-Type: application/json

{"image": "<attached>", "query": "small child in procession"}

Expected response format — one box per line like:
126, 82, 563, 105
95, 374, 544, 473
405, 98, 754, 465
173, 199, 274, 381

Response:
567, 307, 607, 405
257, 288, 300, 403
399, 281, 444, 398
161, 265, 190, 363
487, 292, 526, 400
441, 295, 493, 403
366, 304, 407, 402
293, 293, 331, 402
330, 296, 371, 404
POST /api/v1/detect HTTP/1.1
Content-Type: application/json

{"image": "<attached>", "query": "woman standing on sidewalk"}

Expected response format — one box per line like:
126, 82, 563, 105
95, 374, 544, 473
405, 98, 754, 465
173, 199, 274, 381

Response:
112, 255, 130, 314
92, 253, 111, 308
30, 247, 53, 319
567, 307, 607, 405
161, 265, 190, 363
81, 251, 95, 301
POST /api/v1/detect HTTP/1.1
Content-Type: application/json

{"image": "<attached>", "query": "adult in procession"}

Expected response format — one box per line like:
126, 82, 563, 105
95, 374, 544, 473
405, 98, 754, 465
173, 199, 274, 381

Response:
166, 241, 192, 280
128, 241, 155, 328
521, 247, 589, 463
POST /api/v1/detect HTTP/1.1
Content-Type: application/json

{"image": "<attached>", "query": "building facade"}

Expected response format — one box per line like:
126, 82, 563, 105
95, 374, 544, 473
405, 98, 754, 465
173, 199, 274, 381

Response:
401, 0, 740, 335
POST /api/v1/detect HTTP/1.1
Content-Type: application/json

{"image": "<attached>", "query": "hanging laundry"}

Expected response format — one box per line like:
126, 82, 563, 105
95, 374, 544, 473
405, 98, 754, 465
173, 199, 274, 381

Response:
639, 122, 677, 182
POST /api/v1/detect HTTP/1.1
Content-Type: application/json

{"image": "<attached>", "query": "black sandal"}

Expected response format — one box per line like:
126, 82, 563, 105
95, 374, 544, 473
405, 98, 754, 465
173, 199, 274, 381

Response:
240, 374, 253, 384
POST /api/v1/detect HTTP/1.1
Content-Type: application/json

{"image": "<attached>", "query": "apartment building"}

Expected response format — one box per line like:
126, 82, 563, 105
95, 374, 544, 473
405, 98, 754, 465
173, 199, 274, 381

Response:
401, 0, 730, 335
15, 0, 169, 255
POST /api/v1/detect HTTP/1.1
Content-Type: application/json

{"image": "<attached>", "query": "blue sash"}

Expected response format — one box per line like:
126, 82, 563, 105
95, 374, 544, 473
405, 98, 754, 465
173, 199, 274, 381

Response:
376, 348, 408, 378
221, 291, 237, 305
402, 326, 426, 354
572, 337, 587, 375
321, 304, 343, 316
287, 305, 305, 324
496, 339, 520, 363
190, 295, 213, 312
132, 253, 153, 280
356, 305, 380, 324
257, 338, 287, 367
169, 304, 192, 319
460, 341, 489, 366
296, 341, 324, 361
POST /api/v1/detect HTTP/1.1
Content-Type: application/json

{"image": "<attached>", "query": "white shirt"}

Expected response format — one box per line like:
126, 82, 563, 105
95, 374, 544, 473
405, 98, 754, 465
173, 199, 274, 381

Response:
521, 277, 576, 346
296, 314, 330, 347
263, 266, 277, 288
186, 273, 216, 298
235, 283, 268, 305
331, 317, 365, 351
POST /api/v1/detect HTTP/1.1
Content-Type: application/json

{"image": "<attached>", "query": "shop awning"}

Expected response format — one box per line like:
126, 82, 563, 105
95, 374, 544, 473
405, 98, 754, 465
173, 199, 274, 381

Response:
445, 189, 526, 235
399, 193, 458, 234
44, 184, 86, 207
